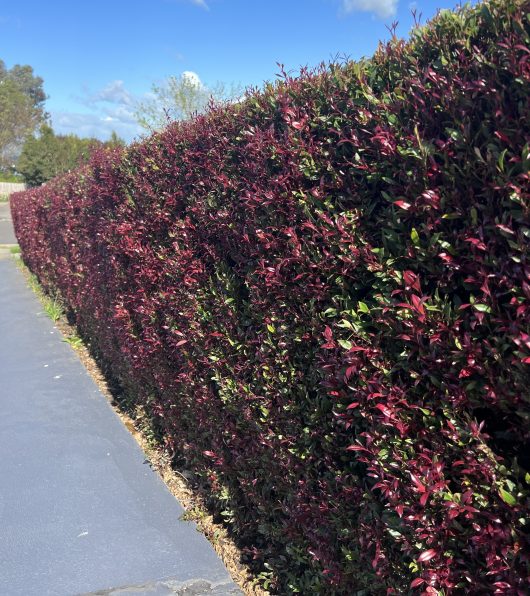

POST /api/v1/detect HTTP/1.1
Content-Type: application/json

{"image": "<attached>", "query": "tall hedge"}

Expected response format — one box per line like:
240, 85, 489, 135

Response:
11, 1, 530, 592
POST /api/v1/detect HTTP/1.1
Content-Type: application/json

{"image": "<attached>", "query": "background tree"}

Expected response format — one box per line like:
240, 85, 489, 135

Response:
0, 60, 46, 172
6, 64, 46, 109
108, 130, 126, 148
135, 71, 243, 131
17, 125, 122, 187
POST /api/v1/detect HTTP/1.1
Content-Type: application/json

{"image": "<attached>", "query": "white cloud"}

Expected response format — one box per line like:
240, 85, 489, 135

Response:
181, 70, 202, 88
105, 104, 137, 122
165, 0, 209, 9
92, 80, 133, 106
341, 0, 398, 19
51, 110, 142, 142
53, 80, 144, 142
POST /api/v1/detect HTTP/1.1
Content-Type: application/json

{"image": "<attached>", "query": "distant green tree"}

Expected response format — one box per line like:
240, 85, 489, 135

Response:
17, 124, 105, 187
108, 130, 125, 147
0, 60, 46, 171
6, 63, 46, 108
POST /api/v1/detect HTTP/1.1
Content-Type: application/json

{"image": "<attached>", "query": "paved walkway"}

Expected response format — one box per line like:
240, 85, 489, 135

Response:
0, 201, 17, 245
0, 206, 240, 595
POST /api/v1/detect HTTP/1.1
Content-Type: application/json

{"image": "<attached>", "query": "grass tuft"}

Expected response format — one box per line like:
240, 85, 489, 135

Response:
18, 263, 64, 322
63, 334, 84, 349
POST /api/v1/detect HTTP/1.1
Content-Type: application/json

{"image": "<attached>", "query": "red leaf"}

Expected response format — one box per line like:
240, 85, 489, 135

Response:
410, 473, 426, 493
411, 294, 425, 314
176, 339, 188, 347
410, 578, 425, 588
522, 357, 530, 364
375, 403, 392, 417
344, 366, 357, 380
417, 549, 437, 563
397, 302, 413, 309
346, 402, 360, 409
496, 224, 514, 235
403, 270, 415, 284
346, 444, 370, 452
403, 270, 421, 291
394, 200, 411, 210
465, 237, 487, 251
448, 508, 459, 519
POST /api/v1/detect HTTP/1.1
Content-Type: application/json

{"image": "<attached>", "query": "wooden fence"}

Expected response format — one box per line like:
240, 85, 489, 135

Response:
0, 182, 26, 196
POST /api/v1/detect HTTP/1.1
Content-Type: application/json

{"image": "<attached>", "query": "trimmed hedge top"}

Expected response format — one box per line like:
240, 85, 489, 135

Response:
12, 1, 530, 592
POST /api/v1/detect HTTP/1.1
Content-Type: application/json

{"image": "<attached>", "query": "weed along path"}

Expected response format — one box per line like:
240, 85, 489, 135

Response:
0, 257, 240, 595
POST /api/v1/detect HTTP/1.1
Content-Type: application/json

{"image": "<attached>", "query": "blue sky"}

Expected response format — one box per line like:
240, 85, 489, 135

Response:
1, 0, 462, 142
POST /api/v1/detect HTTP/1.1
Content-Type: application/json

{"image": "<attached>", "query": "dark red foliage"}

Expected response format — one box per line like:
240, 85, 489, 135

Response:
11, 1, 530, 592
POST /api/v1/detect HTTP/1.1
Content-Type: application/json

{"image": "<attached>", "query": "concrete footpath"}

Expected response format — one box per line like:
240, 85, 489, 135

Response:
0, 206, 240, 594
0, 201, 17, 245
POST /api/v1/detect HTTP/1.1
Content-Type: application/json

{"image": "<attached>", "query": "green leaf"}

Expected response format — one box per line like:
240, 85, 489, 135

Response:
358, 301, 370, 313
424, 304, 441, 312
473, 303, 491, 313
499, 488, 516, 506
411, 228, 420, 245
266, 324, 275, 333
338, 339, 352, 350
497, 148, 507, 173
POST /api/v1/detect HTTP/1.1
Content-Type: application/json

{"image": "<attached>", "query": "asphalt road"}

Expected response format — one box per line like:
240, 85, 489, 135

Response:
0, 255, 240, 594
